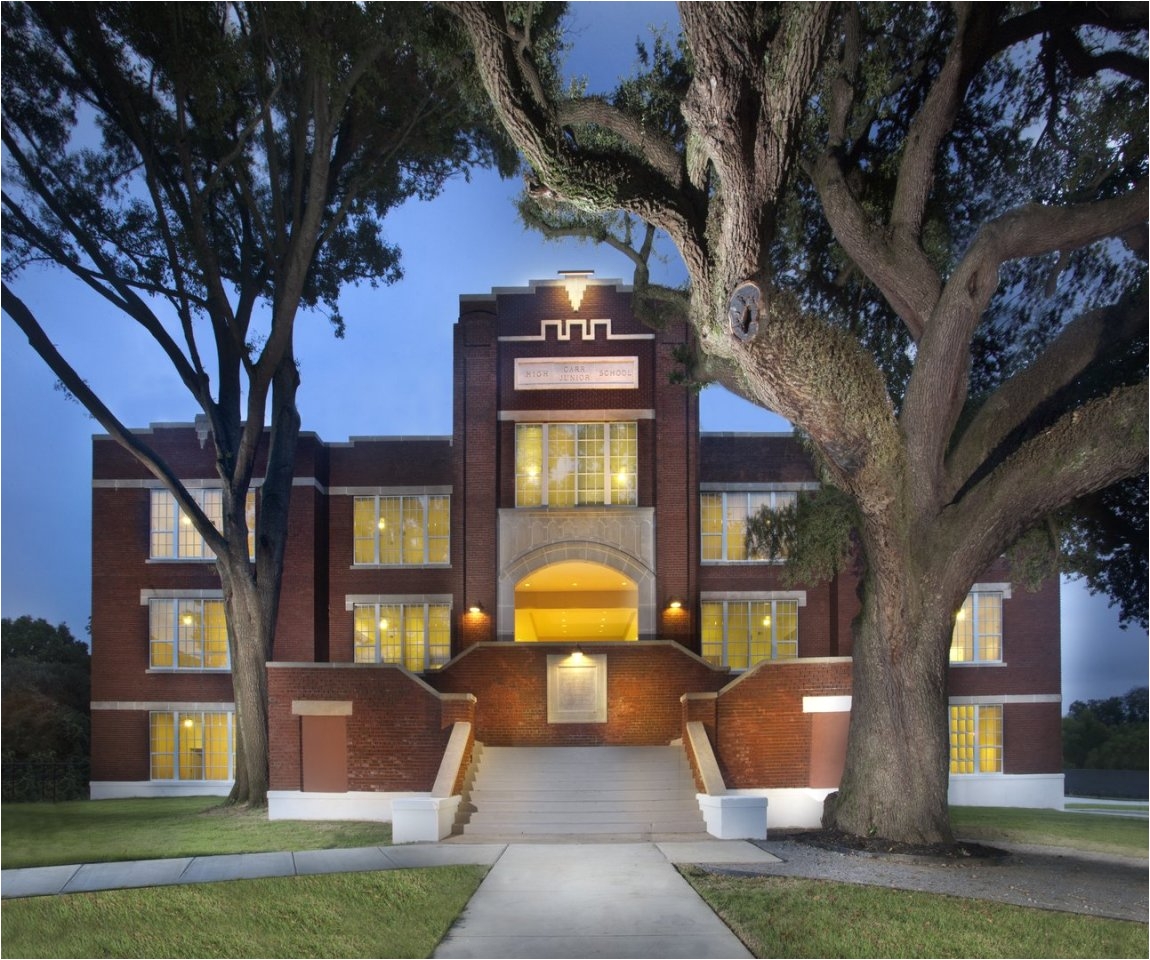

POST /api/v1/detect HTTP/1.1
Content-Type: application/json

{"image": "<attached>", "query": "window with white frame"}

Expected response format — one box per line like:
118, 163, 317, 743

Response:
150, 710, 233, 781
352, 602, 451, 672
150, 488, 255, 560
949, 704, 1002, 774
515, 422, 637, 507
353, 495, 450, 565
149, 598, 229, 670
700, 598, 799, 669
950, 591, 1003, 663
700, 491, 797, 562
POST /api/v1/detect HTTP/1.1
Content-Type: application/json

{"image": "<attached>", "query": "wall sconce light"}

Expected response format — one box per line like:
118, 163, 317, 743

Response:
558, 269, 593, 311
468, 602, 483, 615
667, 598, 683, 610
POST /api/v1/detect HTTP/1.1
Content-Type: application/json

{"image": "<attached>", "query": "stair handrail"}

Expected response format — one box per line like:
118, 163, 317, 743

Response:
432, 721, 473, 798
685, 720, 727, 796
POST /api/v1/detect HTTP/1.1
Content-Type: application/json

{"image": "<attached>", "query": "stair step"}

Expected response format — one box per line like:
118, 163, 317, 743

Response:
458, 745, 707, 838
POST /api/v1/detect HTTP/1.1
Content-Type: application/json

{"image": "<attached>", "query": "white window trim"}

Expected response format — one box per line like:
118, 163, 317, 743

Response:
148, 487, 255, 563
515, 421, 637, 508
349, 597, 453, 672
950, 586, 1010, 665
149, 709, 235, 783
144, 593, 231, 673
700, 596, 802, 670
949, 702, 1003, 776
700, 490, 803, 564
352, 494, 451, 568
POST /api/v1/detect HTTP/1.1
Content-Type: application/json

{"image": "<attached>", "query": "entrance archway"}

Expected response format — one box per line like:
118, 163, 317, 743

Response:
514, 560, 638, 641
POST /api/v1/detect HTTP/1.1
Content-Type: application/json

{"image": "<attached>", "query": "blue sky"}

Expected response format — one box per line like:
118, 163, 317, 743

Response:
2, 2, 1145, 708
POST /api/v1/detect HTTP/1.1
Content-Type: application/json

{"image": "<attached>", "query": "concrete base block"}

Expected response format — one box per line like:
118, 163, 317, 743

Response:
948, 773, 1065, 810
698, 792, 768, 840
90, 781, 231, 800
392, 795, 463, 843
267, 790, 409, 822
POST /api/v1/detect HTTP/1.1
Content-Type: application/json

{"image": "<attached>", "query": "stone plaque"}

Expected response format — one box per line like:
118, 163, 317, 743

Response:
547, 653, 607, 723
514, 357, 638, 390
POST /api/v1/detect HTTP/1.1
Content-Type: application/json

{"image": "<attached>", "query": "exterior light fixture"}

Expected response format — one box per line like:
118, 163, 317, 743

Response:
668, 598, 683, 610
558, 270, 594, 311
468, 602, 483, 615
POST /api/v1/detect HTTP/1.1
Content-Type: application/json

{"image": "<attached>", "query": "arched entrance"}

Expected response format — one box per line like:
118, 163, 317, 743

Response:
514, 560, 638, 641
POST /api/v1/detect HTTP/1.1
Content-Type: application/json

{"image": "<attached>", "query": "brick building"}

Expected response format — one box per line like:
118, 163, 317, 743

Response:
89, 275, 1065, 832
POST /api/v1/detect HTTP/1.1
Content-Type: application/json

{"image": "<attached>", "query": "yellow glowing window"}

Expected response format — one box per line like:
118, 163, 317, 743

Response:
151, 488, 255, 560
700, 491, 793, 562
149, 598, 229, 670
700, 599, 800, 669
950, 592, 1003, 663
352, 602, 452, 672
353, 495, 450, 566
949, 704, 1002, 774
150, 711, 233, 782
516, 422, 637, 507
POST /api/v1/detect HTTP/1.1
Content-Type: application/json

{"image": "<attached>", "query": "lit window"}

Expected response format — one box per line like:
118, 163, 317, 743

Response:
150, 711, 233, 781
150, 488, 255, 560
949, 704, 1002, 774
950, 592, 1003, 663
700, 599, 799, 669
353, 495, 450, 566
515, 422, 637, 507
353, 602, 451, 672
700, 491, 796, 562
149, 598, 229, 669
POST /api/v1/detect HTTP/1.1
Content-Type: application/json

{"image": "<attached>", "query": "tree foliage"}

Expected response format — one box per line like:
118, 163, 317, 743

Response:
452, 1, 1147, 844
1063, 687, 1149, 770
1, 1, 514, 803
1, 617, 90, 765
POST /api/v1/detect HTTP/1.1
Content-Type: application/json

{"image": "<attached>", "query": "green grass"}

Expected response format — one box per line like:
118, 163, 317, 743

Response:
0, 867, 485, 959
681, 870, 1147, 959
1, 798, 391, 869
1066, 801, 1148, 812
951, 805, 1148, 858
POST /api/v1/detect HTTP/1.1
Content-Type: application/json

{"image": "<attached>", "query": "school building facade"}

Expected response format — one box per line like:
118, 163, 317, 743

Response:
88, 275, 1065, 836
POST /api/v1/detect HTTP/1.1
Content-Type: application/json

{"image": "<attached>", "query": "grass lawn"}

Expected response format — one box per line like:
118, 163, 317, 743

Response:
951, 805, 1148, 858
682, 870, 1148, 959
0, 798, 391, 869
0, 867, 486, 959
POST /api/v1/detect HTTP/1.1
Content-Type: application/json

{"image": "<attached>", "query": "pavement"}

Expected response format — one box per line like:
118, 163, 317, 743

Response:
1, 838, 778, 959
3, 830, 1145, 956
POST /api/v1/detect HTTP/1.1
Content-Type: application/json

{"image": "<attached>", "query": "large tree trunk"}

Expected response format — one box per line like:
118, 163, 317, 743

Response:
221, 571, 272, 805
219, 358, 301, 807
824, 542, 957, 845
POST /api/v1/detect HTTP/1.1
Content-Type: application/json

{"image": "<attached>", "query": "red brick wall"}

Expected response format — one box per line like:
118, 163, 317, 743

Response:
90, 710, 150, 782
268, 665, 466, 792
429, 642, 729, 746
948, 573, 1061, 698
1004, 701, 1063, 774
454, 310, 498, 647
712, 658, 854, 788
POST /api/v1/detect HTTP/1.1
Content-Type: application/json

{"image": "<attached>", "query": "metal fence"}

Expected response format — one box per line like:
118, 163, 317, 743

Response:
1, 759, 90, 802
1064, 769, 1148, 800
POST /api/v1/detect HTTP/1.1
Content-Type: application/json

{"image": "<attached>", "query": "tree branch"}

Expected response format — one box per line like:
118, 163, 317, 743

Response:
944, 287, 1148, 501
1, 283, 227, 557
939, 379, 1148, 584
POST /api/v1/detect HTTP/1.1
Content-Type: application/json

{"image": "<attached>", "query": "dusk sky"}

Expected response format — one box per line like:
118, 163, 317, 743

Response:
2, 2, 1145, 709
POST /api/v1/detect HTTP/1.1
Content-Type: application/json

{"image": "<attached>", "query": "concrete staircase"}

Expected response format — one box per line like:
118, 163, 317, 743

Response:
456, 744, 707, 838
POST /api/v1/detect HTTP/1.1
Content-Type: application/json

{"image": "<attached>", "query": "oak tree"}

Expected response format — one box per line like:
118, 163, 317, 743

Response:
451, 1, 1147, 843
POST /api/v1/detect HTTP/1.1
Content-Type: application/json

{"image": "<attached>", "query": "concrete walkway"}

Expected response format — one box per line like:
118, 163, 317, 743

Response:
2, 839, 779, 958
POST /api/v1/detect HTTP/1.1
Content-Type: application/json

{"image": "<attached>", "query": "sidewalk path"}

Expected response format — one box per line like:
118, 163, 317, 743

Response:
433, 842, 774, 958
2, 839, 779, 958
0, 844, 508, 898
